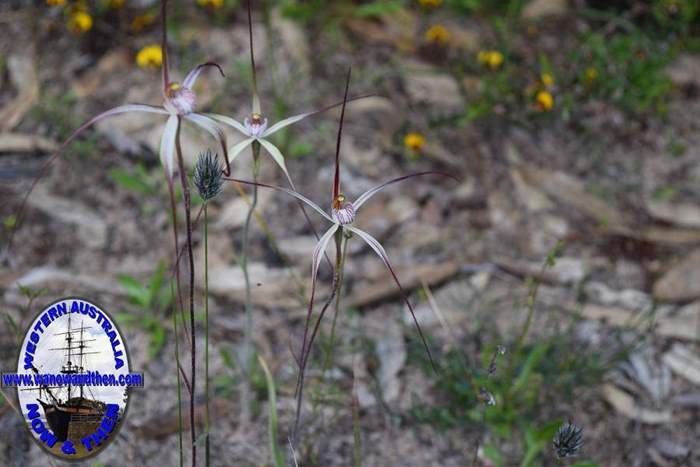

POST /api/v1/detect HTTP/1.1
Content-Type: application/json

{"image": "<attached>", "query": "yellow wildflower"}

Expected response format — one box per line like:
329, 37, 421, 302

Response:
425, 25, 450, 46
541, 72, 554, 88
136, 44, 163, 69
536, 90, 554, 111
418, 0, 442, 8
404, 133, 426, 151
584, 67, 598, 84
197, 0, 224, 8
67, 10, 93, 33
477, 50, 504, 70
131, 14, 155, 32
47, 0, 66, 5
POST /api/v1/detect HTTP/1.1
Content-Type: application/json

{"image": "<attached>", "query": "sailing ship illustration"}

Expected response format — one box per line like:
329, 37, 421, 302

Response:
25, 314, 107, 442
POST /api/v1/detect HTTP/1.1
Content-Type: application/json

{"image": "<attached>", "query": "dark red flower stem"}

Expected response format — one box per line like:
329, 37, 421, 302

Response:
161, 0, 170, 91
175, 117, 196, 467
333, 68, 351, 201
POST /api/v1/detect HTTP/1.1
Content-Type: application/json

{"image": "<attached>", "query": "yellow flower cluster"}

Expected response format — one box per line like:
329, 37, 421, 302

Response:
425, 25, 450, 46
197, 0, 224, 8
68, 10, 93, 33
536, 90, 554, 111
418, 0, 443, 8
477, 50, 504, 70
136, 44, 163, 69
46, 0, 66, 5
404, 132, 426, 151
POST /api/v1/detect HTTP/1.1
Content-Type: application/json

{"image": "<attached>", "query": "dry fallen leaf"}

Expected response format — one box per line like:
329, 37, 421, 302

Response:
602, 383, 672, 424
0, 133, 58, 153
653, 248, 700, 302
663, 344, 700, 386
344, 261, 460, 309
0, 52, 39, 131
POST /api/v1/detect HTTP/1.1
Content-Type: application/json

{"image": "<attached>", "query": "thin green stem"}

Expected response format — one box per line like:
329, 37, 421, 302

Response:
240, 141, 261, 429
204, 204, 211, 467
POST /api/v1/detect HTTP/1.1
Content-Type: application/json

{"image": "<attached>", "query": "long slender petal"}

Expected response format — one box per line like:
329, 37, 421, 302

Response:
345, 226, 437, 370
261, 112, 312, 138
160, 115, 179, 178
223, 177, 334, 223
333, 69, 352, 200
247, 0, 260, 114
261, 93, 374, 139
312, 224, 339, 286
256, 138, 332, 269
185, 113, 224, 140
182, 62, 225, 89
227, 137, 255, 165
207, 113, 249, 136
5, 103, 167, 256
161, 0, 169, 91
296, 223, 339, 389
257, 139, 291, 184
185, 112, 230, 175
353, 171, 458, 211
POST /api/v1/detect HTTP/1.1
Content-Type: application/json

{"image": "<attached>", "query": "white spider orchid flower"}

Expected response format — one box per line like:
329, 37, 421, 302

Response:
226, 70, 457, 375
42, 60, 227, 181
205, 0, 366, 191
226, 171, 454, 366
207, 109, 318, 186
28, 0, 228, 181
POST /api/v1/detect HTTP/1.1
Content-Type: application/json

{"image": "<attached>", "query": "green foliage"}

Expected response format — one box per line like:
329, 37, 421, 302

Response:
410, 335, 609, 463
354, 0, 404, 18
445, 0, 524, 16
650, 0, 699, 33
280, 0, 404, 23
108, 163, 159, 197
576, 31, 675, 114
213, 348, 238, 398
258, 355, 285, 467
116, 261, 173, 358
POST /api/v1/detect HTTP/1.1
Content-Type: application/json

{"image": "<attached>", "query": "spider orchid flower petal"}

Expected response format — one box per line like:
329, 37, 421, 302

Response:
353, 171, 458, 211
261, 93, 374, 139
207, 113, 249, 136
295, 222, 339, 375
66, 104, 169, 148
257, 139, 292, 185
223, 177, 334, 223
261, 112, 312, 138
7, 103, 170, 251
312, 224, 340, 286
182, 62, 225, 89
345, 225, 437, 370
227, 137, 255, 165
183, 113, 229, 161
160, 115, 179, 178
